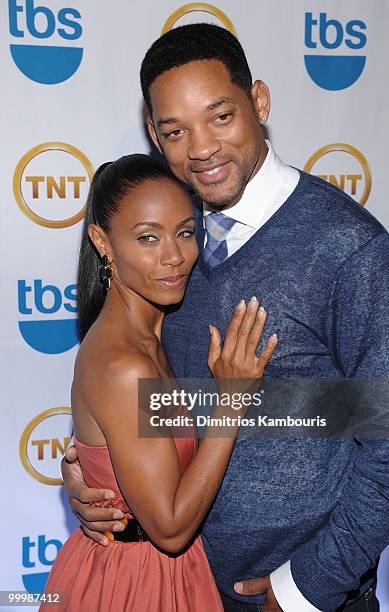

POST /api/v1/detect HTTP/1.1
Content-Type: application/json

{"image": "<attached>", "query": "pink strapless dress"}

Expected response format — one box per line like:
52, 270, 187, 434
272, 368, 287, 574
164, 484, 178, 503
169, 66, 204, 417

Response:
41, 433, 223, 611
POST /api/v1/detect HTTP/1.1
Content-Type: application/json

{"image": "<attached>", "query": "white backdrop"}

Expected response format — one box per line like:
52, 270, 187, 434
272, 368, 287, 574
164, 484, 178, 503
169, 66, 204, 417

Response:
1, 1, 388, 610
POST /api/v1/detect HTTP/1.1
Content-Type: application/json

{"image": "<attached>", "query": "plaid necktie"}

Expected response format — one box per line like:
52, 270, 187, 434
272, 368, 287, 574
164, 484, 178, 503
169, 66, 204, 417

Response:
204, 211, 236, 267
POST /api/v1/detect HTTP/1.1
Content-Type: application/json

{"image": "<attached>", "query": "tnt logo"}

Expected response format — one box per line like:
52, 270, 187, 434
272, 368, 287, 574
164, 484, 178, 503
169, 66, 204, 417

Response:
13, 142, 94, 228
161, 3, 236, 36
304, 13, 367, 90
8, 0, 83, 84
22, 534, 63, 593
304, 144, 372, 206
18, 279, 78, 354
20, 407, 72, 485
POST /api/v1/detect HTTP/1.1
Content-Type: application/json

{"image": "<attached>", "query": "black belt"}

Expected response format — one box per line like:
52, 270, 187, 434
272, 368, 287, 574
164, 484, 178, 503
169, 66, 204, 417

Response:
113, 519, 150, 543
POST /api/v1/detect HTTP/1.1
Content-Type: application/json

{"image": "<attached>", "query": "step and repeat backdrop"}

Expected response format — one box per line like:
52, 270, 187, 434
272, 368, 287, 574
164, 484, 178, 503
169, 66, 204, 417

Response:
1, 1, 388, 609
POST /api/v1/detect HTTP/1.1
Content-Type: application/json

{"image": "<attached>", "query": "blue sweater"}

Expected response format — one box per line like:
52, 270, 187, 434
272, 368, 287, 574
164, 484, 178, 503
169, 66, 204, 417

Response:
162, 171, 389, 611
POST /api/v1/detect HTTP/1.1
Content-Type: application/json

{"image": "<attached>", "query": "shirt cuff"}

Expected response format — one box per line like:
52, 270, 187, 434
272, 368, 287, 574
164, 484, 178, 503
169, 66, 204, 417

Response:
270, 560, 322, 612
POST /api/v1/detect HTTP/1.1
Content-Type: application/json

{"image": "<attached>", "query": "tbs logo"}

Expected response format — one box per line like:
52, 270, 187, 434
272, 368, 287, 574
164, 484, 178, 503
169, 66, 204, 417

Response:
22, 534, 63, 593
18, 279, 78, 354
8, 0, 83, 84
304, 13, 367, 90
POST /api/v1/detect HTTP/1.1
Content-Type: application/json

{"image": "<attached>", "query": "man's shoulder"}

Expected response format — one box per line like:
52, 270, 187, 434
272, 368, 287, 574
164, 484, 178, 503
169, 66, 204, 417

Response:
291, 169, 387, 247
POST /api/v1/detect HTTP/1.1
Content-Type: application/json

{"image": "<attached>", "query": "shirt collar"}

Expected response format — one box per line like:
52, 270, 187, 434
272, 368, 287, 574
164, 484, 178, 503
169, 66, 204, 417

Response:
203, 141, 291, 230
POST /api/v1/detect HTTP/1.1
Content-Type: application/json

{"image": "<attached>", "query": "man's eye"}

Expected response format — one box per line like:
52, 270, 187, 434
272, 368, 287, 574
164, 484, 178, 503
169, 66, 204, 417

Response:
137, 233, 158, 243
165, 129, 183, 139
216, 113, 233, 123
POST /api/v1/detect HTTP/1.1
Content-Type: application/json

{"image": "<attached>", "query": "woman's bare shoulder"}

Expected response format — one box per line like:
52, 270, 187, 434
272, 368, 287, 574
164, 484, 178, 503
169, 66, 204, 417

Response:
73, 332, 160, 401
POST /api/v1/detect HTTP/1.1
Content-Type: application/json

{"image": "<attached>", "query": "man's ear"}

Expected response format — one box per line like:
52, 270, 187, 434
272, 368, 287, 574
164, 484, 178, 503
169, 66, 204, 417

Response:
87, 224, 109, 258
251, 80, 271, 125
147, 116, 163, 154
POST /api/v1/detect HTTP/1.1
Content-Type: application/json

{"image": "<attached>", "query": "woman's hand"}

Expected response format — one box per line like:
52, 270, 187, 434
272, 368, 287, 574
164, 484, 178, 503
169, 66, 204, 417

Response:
208, 296, 277, 410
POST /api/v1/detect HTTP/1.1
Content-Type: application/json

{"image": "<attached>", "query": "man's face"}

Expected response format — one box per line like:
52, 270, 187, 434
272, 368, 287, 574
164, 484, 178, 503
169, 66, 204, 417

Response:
147, 59, 269, 209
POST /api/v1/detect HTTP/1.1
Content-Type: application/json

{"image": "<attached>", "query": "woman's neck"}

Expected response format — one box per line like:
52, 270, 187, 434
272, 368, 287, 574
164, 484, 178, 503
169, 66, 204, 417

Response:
100, 279, 164, 342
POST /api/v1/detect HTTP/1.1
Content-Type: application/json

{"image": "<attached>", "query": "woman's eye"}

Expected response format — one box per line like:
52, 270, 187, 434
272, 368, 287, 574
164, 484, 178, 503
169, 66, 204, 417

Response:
137, 234, 158, 243
178, 229, 195, 238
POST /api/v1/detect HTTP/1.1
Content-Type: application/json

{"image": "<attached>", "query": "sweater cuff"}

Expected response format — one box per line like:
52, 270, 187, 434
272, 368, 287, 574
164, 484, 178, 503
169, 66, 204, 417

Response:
270, 560, 323, 612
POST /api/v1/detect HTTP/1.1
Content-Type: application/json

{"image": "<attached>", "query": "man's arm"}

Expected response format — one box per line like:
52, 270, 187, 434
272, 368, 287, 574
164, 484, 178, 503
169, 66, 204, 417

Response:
238, 231, 389, 612
62, 445, 126, 546
288, 232, 389, 611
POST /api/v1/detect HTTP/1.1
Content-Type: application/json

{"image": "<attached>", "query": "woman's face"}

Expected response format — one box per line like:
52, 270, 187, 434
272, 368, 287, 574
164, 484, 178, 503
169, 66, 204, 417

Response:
102, 178, 198, 306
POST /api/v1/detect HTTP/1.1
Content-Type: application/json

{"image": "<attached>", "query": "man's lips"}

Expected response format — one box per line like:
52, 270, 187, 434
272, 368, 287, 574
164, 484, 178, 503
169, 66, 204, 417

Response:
190, 160, 231, 185
154, 275, 187, 289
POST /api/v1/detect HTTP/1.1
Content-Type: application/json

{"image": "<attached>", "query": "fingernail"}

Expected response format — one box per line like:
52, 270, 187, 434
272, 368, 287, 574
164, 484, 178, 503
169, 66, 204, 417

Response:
236, 299, 245, 310
258, 306, 265, 318
249, 296, 257, 305
271, 333, 278, 342
101, 537, 109, 546
209, 324, 213, 335
234, 582, 243, 593
104, 491, 115, 500
113, 523, 124, 532
113, 511, 124, 519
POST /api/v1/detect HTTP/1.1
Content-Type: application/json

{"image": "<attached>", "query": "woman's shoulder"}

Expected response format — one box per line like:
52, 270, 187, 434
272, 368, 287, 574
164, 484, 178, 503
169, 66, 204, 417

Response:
76, 339, 159, 387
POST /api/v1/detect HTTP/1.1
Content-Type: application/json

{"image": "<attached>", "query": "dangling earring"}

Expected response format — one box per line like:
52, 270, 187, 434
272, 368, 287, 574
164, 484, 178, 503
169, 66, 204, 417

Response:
99, 254, 113, 292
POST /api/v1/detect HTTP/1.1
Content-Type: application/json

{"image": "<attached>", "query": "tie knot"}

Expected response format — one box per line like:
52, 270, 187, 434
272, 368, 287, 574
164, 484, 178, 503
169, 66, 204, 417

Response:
204, 211, 236, 241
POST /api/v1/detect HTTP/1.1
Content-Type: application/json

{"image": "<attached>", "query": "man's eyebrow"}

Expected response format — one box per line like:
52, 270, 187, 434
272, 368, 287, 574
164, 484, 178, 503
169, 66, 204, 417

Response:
157, 117, 179, 129
156, 97, 234, 128
206, 97, 234, 111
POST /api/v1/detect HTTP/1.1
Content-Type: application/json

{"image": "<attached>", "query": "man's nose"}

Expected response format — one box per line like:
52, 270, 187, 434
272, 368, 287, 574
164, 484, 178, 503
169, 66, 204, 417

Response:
160, 237, 185, 267
188, 127, 221, 161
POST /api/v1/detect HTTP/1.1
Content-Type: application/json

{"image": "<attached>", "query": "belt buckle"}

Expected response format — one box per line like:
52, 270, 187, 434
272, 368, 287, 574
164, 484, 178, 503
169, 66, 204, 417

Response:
136, 522, 145, 542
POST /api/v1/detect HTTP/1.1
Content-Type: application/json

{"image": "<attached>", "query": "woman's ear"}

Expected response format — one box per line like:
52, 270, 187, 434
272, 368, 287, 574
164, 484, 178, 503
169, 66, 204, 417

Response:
251, 80, 271, 125
87, 224, 109, 258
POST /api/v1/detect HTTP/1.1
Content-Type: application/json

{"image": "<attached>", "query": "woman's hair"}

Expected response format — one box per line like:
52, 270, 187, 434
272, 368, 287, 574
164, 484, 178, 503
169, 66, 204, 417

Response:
77, 153, 184, 341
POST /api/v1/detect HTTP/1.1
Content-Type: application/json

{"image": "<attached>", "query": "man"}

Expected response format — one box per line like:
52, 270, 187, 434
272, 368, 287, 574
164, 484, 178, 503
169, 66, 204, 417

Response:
63, 24, 389, 611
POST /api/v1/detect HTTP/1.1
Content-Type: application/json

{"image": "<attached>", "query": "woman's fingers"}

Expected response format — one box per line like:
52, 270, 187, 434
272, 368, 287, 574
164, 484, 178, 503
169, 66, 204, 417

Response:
222, 300, 247, 357
234, 296, 260, 361
256, 334, 278, 374
246, 306, 267, 360
207, 324, 222, 370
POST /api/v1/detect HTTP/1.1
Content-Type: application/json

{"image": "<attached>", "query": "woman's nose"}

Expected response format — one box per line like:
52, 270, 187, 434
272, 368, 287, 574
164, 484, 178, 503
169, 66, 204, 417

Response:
160, 238, 185, 267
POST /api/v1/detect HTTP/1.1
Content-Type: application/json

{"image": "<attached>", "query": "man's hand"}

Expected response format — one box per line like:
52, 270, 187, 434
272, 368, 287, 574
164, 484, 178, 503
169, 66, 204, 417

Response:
234, 576, 283, 612
62, 445, 125, 546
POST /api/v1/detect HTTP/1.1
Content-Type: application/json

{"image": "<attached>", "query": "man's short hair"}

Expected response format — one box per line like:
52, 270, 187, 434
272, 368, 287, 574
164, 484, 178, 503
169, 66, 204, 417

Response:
140, 23, 253, 113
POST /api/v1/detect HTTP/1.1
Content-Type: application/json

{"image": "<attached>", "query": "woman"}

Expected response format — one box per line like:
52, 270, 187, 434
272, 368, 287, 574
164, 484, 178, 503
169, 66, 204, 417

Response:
41, 154, 277, 611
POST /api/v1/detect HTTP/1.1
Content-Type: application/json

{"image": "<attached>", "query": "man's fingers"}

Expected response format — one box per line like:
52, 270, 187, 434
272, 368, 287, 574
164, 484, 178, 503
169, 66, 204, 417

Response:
71, 497, 124, 521
234, 576, 268, 595
80, 524, 110, 546
76, 486, 116, 504
208, 325, 222, 369
64, 444, 78, 463
77, 513, 125, 533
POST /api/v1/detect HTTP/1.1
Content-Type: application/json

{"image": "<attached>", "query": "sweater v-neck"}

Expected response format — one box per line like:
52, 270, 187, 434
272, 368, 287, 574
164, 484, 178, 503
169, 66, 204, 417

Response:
197, 170, 308, 276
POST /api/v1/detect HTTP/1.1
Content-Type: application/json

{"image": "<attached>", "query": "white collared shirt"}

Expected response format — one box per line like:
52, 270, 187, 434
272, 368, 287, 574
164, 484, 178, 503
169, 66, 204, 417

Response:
203, 144, 322, 611
203, 141, 300, 256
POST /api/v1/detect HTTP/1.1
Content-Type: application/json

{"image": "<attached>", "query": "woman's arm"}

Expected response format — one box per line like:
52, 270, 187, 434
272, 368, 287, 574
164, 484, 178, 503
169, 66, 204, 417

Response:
83, 299, 276, 553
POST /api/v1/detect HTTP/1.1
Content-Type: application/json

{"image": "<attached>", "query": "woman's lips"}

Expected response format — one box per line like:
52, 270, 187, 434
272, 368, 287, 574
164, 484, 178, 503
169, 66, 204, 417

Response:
191, 161, 231, 185
154, 275, 187, 289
